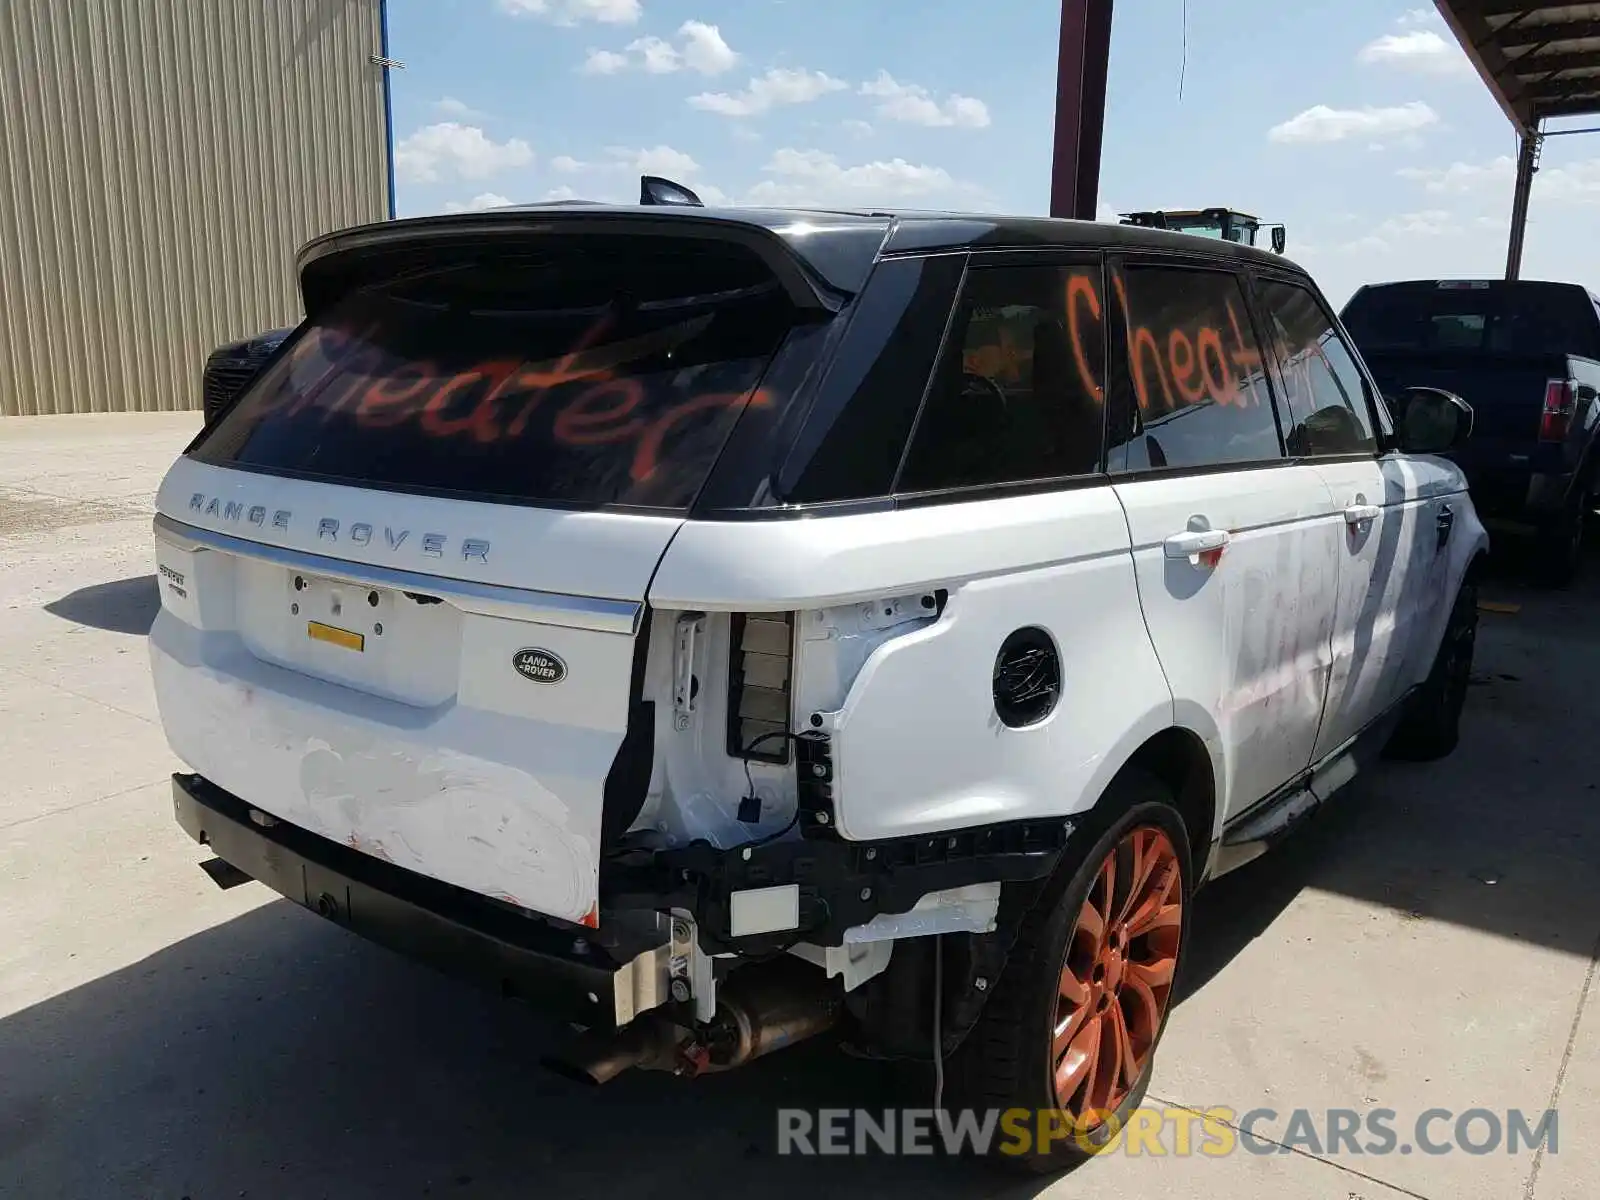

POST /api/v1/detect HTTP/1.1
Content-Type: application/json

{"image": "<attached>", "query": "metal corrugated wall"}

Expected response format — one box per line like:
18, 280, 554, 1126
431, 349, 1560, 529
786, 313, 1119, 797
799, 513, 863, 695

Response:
0, 0, 389, 415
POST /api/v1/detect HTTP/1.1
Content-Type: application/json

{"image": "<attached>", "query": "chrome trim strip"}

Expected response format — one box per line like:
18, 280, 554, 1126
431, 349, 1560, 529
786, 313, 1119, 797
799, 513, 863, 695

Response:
153, 514, 643, 636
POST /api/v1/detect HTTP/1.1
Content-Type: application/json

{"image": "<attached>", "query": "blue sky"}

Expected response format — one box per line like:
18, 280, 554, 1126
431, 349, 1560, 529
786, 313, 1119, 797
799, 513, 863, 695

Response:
387, 0, 1600, 307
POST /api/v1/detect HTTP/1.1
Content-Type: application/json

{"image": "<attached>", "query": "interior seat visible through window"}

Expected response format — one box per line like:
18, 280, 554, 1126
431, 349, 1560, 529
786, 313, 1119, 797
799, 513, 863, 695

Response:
897, 263, 1106, 495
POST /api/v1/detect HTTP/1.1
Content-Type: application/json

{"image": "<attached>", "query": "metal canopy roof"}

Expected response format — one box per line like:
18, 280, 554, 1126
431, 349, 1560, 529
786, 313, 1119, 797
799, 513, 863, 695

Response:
1437, 2, 1600, 131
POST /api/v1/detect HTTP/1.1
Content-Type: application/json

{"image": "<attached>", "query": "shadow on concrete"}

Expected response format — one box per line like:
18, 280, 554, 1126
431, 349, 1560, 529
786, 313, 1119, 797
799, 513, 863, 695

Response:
43, 575, 159, 636
1178, 542, 1600, 1001
0, 902, 1055, 1200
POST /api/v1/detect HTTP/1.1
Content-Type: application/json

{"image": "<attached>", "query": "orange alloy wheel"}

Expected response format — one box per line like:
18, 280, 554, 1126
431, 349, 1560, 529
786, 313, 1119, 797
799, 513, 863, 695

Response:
1051, 825, 1184, 1123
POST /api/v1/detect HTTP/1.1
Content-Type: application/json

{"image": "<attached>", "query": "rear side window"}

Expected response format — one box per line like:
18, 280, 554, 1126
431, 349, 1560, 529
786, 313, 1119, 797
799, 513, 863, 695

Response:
1257, 279, 1378, 456
189, 238, 799, 510
897, 263, 1106, 493
1341, 281, 1600, 358
1109, 265, 1281, 472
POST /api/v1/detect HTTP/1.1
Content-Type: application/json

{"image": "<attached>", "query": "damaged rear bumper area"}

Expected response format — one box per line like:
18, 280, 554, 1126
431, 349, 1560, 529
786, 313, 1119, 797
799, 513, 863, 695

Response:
171, 773, 658, 1030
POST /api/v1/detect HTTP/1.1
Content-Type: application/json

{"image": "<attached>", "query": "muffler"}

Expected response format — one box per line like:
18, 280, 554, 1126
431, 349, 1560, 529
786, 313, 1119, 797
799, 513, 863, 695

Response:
699, 956, 843, 1072
542, 957, 841, 1084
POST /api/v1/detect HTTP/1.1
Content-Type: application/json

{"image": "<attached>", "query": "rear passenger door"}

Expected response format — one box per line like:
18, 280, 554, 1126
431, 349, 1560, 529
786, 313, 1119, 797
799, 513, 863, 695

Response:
1254, 275, 1436, 759
1107, 258, 1343, 822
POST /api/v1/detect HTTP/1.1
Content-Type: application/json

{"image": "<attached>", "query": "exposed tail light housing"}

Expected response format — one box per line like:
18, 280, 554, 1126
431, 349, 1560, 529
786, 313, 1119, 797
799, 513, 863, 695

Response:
1541, 380, 1575, 443
727, 612, 794, 764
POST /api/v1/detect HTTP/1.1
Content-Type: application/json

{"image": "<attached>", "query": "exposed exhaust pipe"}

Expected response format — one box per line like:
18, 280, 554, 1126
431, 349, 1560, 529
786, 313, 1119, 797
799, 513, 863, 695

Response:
542, 958, 841, 1085
540, 1012, 686, 1086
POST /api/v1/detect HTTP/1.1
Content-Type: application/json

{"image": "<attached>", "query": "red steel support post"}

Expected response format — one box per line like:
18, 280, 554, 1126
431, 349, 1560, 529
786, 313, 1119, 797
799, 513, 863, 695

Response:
1050, 0, 1115, 220
1504, 132, 1539, 281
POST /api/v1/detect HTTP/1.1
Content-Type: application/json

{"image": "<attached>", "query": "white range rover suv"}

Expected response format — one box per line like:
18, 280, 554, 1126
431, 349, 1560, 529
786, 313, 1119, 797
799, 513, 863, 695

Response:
151, 197, 1486, 1169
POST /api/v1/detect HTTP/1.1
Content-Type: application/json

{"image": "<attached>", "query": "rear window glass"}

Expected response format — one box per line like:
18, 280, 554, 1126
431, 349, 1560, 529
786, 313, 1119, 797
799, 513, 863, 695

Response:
1341, 283, 1600, 358
190, 239, 799, 510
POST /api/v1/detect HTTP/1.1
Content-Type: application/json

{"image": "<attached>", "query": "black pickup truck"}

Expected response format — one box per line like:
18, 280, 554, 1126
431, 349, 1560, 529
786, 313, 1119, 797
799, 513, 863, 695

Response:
1341, 279, 1600, 585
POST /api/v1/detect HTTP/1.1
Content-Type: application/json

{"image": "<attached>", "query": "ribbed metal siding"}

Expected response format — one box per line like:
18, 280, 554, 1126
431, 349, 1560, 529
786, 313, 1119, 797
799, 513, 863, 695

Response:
0, 0, 388, 416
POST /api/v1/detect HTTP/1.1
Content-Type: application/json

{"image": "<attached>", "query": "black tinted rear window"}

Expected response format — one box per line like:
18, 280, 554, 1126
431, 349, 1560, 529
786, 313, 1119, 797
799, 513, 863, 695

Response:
190, 238, 799, 510
1341, 282, 1600, 357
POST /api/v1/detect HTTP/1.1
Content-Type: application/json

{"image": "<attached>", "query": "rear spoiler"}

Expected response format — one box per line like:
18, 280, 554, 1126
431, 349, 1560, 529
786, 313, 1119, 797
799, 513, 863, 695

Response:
296, 207, 886, 320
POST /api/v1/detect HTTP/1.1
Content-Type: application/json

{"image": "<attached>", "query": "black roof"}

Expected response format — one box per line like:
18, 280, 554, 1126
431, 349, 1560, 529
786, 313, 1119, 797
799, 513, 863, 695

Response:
297, 202, 1300, 310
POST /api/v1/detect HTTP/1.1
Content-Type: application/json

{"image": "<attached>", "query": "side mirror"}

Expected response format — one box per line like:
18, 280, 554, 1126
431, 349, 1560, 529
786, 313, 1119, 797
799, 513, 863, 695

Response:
1394, 386, 1473, 455
1270, 225, 1286, 254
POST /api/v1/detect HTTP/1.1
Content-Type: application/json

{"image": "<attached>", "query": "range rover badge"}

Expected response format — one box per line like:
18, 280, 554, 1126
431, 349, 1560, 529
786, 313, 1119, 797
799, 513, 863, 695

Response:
512, 648, 567, 684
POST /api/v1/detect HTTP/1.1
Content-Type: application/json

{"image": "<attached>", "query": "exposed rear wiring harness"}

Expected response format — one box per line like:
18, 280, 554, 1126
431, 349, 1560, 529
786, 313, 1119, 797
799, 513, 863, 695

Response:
737, 730, 801, 846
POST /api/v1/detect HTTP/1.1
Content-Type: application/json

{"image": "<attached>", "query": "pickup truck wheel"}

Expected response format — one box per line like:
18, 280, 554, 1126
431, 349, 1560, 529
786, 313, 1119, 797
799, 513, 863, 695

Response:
951, 775, 1191, 1173
1385, 580, 1477, 762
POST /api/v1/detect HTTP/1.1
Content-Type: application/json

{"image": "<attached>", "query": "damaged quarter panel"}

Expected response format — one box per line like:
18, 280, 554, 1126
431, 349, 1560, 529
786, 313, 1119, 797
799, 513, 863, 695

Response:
648, 485, 1176, 842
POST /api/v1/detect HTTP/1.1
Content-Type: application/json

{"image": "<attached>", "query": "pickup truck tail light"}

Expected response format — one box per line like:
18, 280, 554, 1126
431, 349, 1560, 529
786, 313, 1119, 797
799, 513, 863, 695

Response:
1540, 380, 1575, 443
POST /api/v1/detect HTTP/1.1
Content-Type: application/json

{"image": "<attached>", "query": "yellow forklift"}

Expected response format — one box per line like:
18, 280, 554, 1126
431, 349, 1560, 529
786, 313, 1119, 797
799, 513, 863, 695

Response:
1119, 206, 1286, 253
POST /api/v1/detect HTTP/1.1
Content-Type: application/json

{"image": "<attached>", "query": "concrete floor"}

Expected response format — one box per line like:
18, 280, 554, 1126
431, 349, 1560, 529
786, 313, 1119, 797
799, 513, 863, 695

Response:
3, 413, 1598, 1200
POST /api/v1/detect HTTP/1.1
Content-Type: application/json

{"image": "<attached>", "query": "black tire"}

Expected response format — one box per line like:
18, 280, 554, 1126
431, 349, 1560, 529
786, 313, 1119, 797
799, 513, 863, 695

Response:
1385, 579, 1478, 761
1534, 502, 1585, 588
949, 772, 1193, 1173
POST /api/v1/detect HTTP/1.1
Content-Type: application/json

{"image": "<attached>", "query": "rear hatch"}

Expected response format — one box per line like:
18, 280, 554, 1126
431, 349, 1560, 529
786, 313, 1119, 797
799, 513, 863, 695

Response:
149, 215, 842, 924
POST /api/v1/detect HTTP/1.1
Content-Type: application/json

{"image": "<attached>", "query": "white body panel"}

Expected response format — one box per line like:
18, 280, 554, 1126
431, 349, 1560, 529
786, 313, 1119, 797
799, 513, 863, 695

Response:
635, 489, 1173, 844
1308, 454, 1461, 759
157, 455, 682, 601
150, 459, 681, 925
1112, 466, 1342, 822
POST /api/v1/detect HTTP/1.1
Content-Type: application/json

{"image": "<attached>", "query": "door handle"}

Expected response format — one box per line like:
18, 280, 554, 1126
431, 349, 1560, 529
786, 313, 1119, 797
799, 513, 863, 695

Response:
1344, 503, 1381, 525
1436, 503, 1455, 550
1164, 528, 1231, 560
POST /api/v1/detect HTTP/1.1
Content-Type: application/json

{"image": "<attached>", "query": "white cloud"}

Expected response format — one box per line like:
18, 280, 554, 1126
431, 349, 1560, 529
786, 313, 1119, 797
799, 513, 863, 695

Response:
582, 49, 631, 74
544, 184, 583, 201
679, 21, 738, 74
1400, 155, 1600, 205
551, 145, 700, 175
745, 147, 979, 207
1375, 209, 1459, 237
1268, 101, 1438, 145
1399, 7, 1441, 27
689, 67, 847, 117
629, 144, 701, 176
435, 96, 487, 120
498, 0, 641, 25
859, 72, 990, 129
843, 118, 873, 137
583, 21, 737, 76
443, 192, 516, 213
1540, 160, 1600, 204
394, 123, 534, 182
629, 36, 682, 72
1398, 156, 1515, 193
1358, 29, 1469, 74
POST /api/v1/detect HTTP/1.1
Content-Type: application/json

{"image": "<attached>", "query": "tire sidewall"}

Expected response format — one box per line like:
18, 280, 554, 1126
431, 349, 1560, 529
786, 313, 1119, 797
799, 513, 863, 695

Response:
1018, 781, 1195, 1163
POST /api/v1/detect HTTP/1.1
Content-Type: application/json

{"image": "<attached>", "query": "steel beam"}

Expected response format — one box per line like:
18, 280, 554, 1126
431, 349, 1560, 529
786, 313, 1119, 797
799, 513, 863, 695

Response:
1505, 132, 1539, 280
1050, 0, 1114, 220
